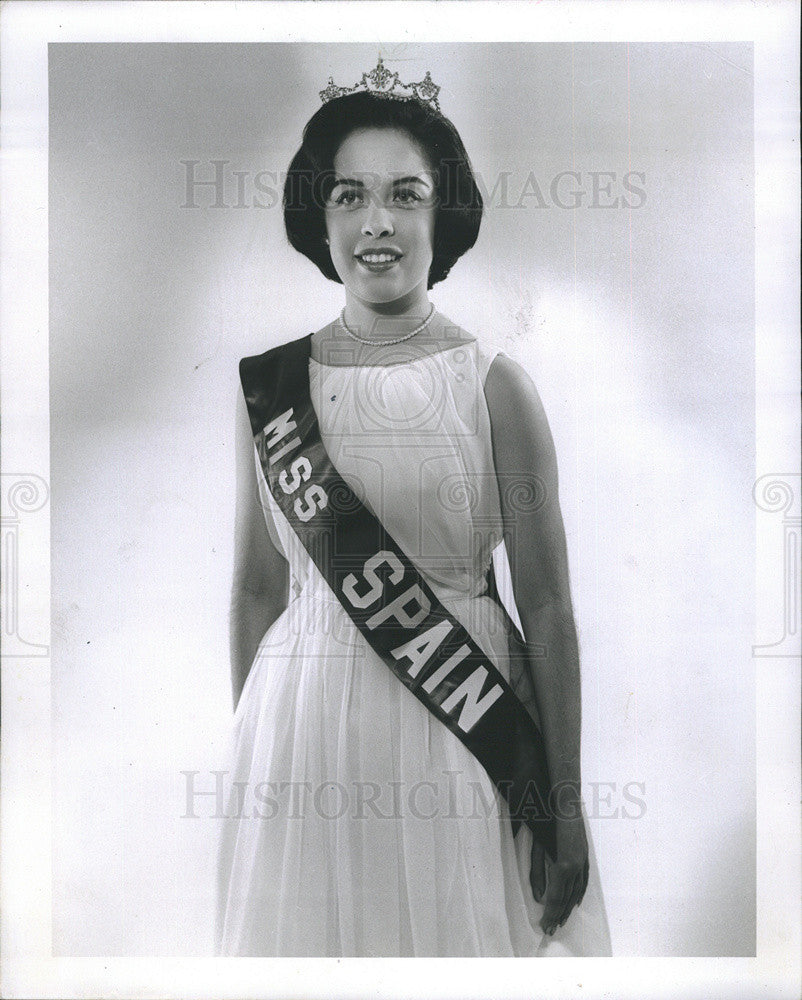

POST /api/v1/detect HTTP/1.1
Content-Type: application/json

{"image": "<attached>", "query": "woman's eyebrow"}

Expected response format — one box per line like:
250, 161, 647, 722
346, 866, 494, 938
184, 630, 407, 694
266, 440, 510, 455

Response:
393, 174, 433, 188
329, 173, 434, 192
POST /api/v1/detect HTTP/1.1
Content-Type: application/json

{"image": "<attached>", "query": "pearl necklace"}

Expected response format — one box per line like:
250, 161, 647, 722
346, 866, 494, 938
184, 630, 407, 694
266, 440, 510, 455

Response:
338, 304, 436, 346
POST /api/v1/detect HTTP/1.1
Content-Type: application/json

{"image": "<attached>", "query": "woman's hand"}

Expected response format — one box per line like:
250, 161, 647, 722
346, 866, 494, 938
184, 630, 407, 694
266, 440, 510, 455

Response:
530, 815, 590, 936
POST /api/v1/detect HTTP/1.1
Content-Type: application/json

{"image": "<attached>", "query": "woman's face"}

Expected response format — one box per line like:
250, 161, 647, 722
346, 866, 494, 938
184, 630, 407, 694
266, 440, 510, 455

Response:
324, 127, 437, 309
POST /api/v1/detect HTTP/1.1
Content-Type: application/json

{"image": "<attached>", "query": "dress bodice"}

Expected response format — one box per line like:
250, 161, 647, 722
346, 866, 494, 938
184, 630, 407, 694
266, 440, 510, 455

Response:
253, 339, 504, 604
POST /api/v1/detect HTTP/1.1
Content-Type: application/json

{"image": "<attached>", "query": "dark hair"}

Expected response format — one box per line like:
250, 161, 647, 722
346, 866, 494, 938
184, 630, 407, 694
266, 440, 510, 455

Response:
283, 91, 483, 288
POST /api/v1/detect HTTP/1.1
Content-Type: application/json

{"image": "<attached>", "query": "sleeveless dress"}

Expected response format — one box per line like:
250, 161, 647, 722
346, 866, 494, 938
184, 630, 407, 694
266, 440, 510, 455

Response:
215, 338, 612, 957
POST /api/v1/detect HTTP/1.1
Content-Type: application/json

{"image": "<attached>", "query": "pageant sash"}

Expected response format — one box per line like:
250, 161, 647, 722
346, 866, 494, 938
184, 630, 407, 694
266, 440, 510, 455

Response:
240, 334, 556, 857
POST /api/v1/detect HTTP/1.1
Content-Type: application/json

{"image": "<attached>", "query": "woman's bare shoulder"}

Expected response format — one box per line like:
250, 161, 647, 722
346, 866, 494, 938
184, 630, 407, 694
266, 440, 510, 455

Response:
484, 353, 558, 473
485, 350, 533, 390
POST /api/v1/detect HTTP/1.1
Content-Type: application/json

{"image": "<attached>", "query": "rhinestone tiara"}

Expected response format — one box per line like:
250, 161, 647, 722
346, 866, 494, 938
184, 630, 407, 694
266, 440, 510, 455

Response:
319, 56, 441, 113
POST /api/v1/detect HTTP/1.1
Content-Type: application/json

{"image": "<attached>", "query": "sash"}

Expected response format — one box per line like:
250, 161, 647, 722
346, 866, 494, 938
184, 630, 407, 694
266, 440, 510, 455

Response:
240, 334, 556, 857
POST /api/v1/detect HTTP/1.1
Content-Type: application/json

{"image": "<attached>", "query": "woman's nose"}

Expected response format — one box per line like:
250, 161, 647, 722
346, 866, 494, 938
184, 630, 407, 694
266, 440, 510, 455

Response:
361, 201, 394, 238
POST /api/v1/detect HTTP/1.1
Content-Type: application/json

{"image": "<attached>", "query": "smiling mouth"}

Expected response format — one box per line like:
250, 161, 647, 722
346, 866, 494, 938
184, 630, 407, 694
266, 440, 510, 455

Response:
355, 251, 402, 268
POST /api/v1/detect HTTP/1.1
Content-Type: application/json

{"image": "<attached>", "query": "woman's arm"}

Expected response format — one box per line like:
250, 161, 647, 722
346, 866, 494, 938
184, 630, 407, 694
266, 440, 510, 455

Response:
484, 352, 588, 936
230, 384, 290, 710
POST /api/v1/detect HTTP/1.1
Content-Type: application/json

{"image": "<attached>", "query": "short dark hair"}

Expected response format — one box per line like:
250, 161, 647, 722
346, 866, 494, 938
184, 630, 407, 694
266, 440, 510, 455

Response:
283, 92, 483, 289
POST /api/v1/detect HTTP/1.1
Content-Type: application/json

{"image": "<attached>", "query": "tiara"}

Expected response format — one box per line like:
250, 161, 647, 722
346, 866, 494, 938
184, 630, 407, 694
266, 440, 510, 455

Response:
319, 56, 441, 112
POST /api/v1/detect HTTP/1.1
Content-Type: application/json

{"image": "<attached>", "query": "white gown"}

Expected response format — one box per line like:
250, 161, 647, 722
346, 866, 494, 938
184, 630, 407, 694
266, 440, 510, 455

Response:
215, 338, 612, 956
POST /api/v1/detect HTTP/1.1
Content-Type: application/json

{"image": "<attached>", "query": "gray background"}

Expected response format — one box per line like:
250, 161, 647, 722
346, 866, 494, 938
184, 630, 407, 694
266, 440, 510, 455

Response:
50, 42, 754, 956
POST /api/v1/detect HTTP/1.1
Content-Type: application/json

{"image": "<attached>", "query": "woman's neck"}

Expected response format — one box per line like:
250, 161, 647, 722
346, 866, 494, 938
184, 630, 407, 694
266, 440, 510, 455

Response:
341, 290, 433, 342
310, 308, 476, 367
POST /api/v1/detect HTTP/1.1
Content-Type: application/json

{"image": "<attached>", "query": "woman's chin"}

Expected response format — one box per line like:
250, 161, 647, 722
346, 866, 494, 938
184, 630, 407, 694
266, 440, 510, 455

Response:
343, 277, 431, 311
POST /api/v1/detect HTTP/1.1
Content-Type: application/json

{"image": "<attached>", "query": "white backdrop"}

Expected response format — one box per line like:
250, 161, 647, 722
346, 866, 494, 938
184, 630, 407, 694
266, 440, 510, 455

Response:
49, 42, 755, 956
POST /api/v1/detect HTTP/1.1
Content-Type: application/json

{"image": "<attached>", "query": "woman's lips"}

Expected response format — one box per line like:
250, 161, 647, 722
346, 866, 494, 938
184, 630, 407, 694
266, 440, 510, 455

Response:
355, 251, 402, 272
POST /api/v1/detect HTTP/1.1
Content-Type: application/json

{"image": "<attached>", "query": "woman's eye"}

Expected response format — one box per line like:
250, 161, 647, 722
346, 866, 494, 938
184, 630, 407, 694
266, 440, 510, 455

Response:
394, 189, 420, 204
333, 190, 360, 206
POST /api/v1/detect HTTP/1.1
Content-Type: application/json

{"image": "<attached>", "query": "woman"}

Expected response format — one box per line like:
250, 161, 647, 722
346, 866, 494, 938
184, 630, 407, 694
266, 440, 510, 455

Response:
216, 65, 611, 957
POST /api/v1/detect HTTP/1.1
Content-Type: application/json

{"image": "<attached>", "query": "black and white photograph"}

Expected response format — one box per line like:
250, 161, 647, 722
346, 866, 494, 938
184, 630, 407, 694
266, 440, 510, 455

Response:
1, 2, 799, 998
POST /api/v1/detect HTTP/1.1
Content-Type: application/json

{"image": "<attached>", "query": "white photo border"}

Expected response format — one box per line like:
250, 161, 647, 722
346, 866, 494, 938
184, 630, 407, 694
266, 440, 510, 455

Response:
1, 1, 799, 997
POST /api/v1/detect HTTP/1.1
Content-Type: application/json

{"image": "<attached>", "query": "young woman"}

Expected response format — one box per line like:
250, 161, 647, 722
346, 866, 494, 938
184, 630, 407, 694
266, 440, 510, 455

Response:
216, 66, 611, 957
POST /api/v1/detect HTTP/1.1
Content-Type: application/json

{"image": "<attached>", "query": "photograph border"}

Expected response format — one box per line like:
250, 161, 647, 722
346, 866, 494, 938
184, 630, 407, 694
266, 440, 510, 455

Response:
1, 1, 799, 997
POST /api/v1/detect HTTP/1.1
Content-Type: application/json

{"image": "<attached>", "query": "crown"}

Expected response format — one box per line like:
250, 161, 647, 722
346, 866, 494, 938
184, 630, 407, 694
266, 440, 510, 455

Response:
319, 56, 441, 112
